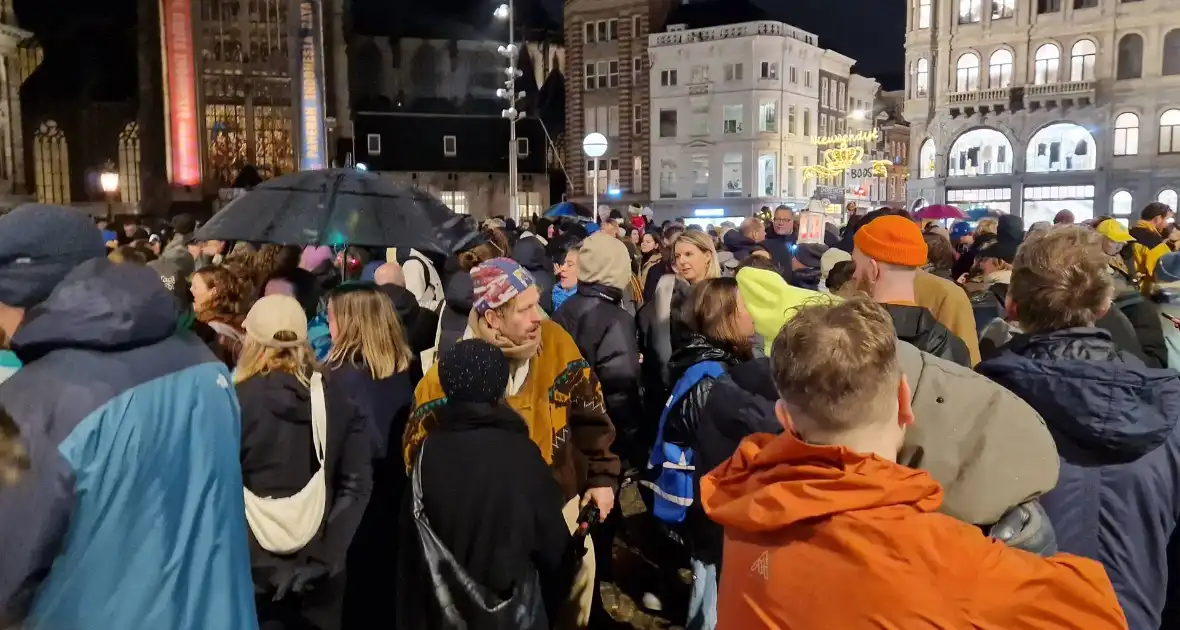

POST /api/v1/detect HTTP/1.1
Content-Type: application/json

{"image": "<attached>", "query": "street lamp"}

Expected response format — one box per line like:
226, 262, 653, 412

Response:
99, 161, 119, 223
582, 133, 608, 219
495, 1, 525, 221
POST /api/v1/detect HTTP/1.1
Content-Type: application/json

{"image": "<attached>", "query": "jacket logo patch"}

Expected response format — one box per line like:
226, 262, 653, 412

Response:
750, 551, 770, 580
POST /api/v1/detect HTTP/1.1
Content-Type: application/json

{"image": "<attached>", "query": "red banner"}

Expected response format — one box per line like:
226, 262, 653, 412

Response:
162, 0, 201, 187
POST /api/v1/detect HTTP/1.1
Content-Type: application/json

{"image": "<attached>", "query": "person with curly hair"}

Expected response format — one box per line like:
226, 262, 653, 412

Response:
192, 265, 254, 367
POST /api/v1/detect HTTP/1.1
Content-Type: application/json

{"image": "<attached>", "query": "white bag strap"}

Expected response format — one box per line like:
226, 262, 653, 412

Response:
309, 371, 326, 466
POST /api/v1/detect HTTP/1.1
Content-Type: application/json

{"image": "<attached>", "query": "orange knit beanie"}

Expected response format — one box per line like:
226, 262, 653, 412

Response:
853, 215, 928, 267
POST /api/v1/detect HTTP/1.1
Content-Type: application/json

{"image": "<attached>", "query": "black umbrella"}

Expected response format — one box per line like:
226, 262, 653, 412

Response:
194, 169, 481, 255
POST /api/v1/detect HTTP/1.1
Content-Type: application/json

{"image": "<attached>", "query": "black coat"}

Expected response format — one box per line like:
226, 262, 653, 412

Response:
378, 283, 441, 384
237, 372, 374, 589
883, 304, 972, 367
514, 237, 557, 314
402, 402, 573, 629
551, 283, 644, 464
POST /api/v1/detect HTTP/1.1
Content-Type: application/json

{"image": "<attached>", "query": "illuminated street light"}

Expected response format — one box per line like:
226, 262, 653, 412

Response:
493, 4, 509, 19
99, 160, 119, 222
583, 133, 609, 220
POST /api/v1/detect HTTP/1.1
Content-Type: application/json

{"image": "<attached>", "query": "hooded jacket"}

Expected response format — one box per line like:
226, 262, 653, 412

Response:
0, 259, 257, 629
701, 432, 1127, 630
883, 303, 972, 367
977, 328, 1180, 630
1129, 220, 1171, 295
721, 229, 760, 262
514, 236, 556, 314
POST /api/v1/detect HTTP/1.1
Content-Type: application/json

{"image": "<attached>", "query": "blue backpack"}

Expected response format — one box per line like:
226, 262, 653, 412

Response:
642, 361, 726, 525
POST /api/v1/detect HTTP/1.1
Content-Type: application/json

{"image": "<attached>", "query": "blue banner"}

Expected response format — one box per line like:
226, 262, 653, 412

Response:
297, 0, 326, 170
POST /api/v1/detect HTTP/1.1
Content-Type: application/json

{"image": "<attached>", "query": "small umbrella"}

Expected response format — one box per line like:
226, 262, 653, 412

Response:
966, 207, 999, 221
913, 204, 965, 221
543, 201, 594, 222
194, 169, 479, 254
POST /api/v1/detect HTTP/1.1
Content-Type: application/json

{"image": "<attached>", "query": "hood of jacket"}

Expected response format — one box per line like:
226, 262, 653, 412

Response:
977, 328, 1180, 459
512, 236, 549, 272
996, 214, 1024, 242
575, 281, 623, 305
735, 266, 837, 354
722, 229, 759, 256
443, 267, 475, 315
702, 432, 943, 533
378, 283, 419, 322
12, 258, 179, 364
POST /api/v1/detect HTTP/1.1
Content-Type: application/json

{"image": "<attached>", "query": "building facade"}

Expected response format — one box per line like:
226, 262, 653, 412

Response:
354, 112, 549, 220
905, 0, 1180, 224
564, 0, 675, 213
0, 0, 37, 210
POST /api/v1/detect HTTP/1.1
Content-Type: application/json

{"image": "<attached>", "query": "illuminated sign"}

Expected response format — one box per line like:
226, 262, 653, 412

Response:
812, 128, 880, 147
161, 0, 201, 186
694, 208, 726, 217
297, 0, 326, 170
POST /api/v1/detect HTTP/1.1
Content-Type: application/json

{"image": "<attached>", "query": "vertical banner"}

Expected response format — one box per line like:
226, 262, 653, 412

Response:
161, 0, 201, 186
296, 0, 327, 171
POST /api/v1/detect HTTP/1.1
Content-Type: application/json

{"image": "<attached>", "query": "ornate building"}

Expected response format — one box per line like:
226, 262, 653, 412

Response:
0, 0, 37, 209
904, 0, 1180, 224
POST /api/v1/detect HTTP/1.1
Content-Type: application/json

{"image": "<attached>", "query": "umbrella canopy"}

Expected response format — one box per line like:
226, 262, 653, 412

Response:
194, 169, 480, 254
965, 207, 1000, 221
543, 201, 593, 222
914, 204, 965, 220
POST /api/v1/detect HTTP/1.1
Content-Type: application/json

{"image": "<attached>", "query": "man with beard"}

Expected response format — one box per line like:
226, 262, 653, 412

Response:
404, 258, 619, 628
852, 215, 972, 366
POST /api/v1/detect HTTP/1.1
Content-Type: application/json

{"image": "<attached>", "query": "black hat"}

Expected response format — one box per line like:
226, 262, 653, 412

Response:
980, 236, 1020, 265
439, 339, 509, 404
170, 213, 197, 235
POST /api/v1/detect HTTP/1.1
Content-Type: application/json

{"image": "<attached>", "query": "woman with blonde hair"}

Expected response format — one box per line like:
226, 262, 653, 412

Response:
649, 229, 723, 385
672, 229, 722, 283
236, 294, 372, 630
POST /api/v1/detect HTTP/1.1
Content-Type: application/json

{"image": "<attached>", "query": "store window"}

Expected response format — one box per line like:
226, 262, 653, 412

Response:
1112, 190, 1134, 227
758, 153, 777, 197
1159, 188, 1178, 210
918, 138, 936, 178
947, 187, 1012, 215
947, 127, 1012, 177
723, 153, 743, 197
1114, 113, 1140, 156
1022, 185, 1095, 224
989, 49, 1013, 88
955, 53, 980, 92
691, 155, 709, 197
1034, 43, 1061, 85
1070, 40, 1096, 81
1025, 123, 1095, 172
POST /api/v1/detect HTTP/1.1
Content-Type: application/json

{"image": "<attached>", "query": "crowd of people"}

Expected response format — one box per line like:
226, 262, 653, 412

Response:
0, 198, 1179, 630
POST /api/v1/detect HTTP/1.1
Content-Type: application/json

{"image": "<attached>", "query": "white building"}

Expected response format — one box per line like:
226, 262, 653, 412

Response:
648, 20, 825, 223
905, 0, 1180, 225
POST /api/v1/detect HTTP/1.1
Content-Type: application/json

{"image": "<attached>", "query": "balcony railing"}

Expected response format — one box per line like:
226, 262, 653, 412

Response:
652, 20, 819, 47
1025, 80, 1095, 97
948, 88, 1012, 105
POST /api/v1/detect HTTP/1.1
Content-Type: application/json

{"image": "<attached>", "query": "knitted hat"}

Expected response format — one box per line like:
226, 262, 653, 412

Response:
793, 243, 828, 269
1157, 252, 1180, 285
0, 204, 106, 308
471, 257, 535, 314
243, 295, 309, 349
439, 339, 510, 404
853, 215, 928, 267
577, 232, 631, 291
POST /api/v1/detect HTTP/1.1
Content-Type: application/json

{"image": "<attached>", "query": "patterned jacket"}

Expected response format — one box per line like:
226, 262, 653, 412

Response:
405, 319, 620, 500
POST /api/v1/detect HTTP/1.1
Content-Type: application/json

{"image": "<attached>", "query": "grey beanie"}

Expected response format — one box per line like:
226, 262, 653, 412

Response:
0, 204, 106, 308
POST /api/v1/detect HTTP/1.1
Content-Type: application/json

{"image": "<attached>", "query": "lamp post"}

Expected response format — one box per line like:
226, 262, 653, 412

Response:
582, 133, 608, 220
99, 161, 119, 223
495, 2, 524, 221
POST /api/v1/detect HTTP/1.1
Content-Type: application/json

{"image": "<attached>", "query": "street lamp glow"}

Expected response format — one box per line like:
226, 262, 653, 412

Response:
100, 169, 119, 194
851, 109, 867, 120
493, 4, 509, 19
582, 132, 608, 157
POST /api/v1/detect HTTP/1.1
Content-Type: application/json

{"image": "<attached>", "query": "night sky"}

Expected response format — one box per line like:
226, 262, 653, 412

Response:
12, 0, 905, 98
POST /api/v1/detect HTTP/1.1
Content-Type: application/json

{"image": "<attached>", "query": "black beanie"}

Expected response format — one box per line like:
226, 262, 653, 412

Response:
439, 339, 510, 404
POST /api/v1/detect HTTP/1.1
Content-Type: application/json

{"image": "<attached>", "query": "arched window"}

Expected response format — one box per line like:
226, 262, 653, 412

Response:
1034, 43, 1061, 85
947, 127, 1012, 177
1070, 40, 1096, 81
919, 138, 936, 178
1117, 33, 1144, 80
914, 58, 929, 97
33, 120, 69, 205
956, 52, 980, 92
1159, 189, 1178, 210
1160, 109, 1180, 154
117, 122, 141, 207
1026, 123, 1096, 172
989, 49, 1013, 88
1114, 113, 1140, 156
1112, 190, 1134, 221
1164, 30, 1180, 76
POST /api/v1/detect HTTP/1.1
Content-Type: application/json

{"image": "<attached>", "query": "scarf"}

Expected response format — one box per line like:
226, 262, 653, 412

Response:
552, 283, 577, 311
466, 309, 541, 361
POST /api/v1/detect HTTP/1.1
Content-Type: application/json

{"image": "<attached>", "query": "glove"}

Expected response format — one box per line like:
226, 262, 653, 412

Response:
272, 562, 330, 601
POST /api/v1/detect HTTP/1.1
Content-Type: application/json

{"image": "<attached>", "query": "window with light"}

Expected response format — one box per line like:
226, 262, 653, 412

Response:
1114, 113, 1139, 156
948, 128, 1012, 176
1034, 44, 1061, 85
1026, 123, 1095, 172
956, 53, 980, 92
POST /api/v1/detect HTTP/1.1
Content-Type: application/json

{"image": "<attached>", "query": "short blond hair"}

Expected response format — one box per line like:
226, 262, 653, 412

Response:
326, 286, 412, 379
234, 332, 319, 388
975, 217, 999, 236
771, 298, 900, 439
1009, 226, 1112, 334
671, 230, 721, 281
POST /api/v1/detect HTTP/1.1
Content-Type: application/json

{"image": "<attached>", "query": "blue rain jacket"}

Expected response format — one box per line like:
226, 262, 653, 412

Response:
0, 258, 257, 630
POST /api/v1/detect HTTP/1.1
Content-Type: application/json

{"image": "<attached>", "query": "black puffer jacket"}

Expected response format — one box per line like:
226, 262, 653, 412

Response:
663, 335, 741, 448
551, 282, 643, 464
514, 237, 557, 314
437, 269, 475, 358
884, 303, 972, 367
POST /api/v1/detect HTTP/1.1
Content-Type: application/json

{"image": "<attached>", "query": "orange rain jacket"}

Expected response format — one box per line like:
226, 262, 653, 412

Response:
701, 432, 1128, 629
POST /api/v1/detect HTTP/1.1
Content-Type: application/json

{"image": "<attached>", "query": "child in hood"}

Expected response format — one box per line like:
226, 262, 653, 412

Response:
701, 298, 1127, 630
